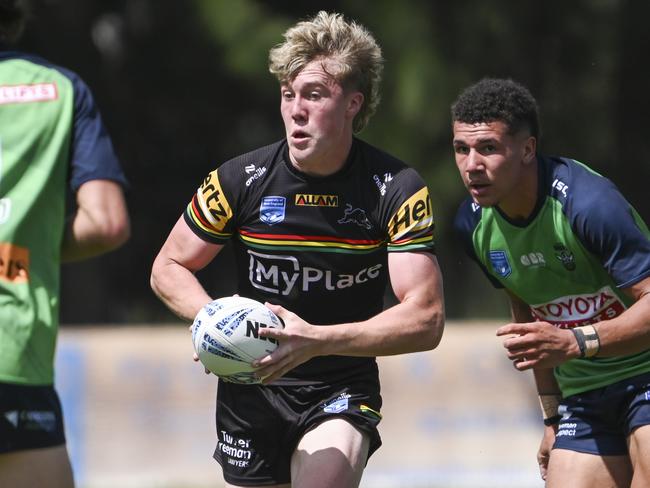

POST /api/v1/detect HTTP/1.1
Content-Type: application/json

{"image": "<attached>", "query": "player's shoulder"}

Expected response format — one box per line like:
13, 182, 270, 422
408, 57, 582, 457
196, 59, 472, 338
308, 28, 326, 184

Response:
354, 138, 427, 197
355, 138, 413, 176
545, 155, 614, 199
543, 155, 622, 215
213, 139, 285, 184
0, 50, 87, 91
453, 196, 482, 236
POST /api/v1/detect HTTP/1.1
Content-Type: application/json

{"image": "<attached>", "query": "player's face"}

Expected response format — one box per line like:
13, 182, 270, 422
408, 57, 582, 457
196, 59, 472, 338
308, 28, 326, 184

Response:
280, 59, 363, 175
453, 121, 536, 216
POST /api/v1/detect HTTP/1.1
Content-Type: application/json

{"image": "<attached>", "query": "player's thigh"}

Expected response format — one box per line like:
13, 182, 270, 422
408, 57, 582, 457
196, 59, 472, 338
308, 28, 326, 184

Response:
628, 424, 650, 488
291, 417, 370, 488
0, 445, 74, 488
546, 448, 632, 488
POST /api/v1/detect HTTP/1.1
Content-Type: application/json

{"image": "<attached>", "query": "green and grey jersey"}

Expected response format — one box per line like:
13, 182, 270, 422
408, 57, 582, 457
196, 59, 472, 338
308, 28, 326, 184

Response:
0, 50, 127, 385
454, 156, 650, 397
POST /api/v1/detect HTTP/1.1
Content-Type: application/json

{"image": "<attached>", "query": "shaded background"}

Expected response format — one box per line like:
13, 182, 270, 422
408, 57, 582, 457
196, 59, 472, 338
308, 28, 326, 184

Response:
13, 0, 650, 324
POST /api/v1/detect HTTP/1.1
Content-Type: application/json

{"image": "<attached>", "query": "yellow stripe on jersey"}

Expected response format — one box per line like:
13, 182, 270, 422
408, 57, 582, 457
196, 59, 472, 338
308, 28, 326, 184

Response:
196, 169, 233, 232
239, 232, 383, 251
186, 201, 232, 239
387, 186, 434, 241
360, 404, 382, 419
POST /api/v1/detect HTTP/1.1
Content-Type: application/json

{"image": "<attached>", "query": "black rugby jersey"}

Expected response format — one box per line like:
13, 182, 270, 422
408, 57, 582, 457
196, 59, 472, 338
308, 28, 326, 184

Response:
185, 138, 435, 384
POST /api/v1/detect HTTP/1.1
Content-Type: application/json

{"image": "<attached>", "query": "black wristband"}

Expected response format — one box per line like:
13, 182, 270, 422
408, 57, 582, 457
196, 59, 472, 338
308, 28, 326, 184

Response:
571, 325, 600, 358
543, 414, 562, 426
572, 327, 587, 357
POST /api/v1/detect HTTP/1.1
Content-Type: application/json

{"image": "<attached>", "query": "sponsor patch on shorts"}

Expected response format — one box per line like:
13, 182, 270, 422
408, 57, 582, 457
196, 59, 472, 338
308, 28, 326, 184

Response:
323, 393, 350, 413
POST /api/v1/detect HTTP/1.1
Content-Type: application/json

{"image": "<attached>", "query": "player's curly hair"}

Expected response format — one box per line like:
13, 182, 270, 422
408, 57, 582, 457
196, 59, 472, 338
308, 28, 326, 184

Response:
0, 0, 26, 44
269, 11, 384, 133
451, 78, 541, 140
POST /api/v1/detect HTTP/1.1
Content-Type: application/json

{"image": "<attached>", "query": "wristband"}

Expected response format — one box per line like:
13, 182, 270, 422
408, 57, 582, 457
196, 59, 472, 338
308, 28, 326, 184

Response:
571, 325, 600, 358
538, 394, 561, 425
544, 415, 562, 426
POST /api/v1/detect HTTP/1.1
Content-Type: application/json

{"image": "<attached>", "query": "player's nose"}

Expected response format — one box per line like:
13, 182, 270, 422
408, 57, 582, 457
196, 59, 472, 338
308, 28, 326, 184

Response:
465, 149, 485, 172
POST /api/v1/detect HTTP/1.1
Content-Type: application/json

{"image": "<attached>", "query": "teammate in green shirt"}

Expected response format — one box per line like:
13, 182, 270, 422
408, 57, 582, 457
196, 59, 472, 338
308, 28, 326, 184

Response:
0, 2, 130, 487
453, 78, 650, 487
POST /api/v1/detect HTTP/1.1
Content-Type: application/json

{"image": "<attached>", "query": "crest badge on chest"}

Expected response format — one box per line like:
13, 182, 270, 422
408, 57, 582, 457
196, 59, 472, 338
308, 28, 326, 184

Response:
259, 196, 286, 225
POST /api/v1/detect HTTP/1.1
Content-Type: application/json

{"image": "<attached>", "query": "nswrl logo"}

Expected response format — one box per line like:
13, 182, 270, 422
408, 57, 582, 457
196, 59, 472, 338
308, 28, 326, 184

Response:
488, 250, 511, 278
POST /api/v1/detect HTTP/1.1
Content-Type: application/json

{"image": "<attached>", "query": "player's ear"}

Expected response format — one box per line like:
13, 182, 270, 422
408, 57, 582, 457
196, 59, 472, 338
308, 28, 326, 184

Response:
346, 92, 364, 118
523, 136, 537, 164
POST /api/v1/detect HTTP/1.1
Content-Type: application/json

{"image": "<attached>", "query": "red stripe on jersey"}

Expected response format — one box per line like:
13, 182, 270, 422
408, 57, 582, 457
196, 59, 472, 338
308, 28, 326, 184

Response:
239, 228, 382, 245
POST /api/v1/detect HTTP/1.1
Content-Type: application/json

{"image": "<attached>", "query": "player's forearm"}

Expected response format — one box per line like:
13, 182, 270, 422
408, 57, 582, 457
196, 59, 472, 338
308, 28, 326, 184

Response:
320, 297, 445, 357
150, 258, 212, 322
533, 367, 561, 395
591, 293, 650, 357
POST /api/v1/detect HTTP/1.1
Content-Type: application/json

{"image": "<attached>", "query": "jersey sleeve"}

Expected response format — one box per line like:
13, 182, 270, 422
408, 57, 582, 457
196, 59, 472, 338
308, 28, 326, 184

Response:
184, 166, 237, 244
382, 168, 435, 253
567, 169, 650, 288
453, 198, 503, 288
64, 71, 128, 191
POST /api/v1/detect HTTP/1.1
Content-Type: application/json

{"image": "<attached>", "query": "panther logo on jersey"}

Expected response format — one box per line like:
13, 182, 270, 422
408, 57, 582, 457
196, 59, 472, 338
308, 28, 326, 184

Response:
338, 204, 372, 229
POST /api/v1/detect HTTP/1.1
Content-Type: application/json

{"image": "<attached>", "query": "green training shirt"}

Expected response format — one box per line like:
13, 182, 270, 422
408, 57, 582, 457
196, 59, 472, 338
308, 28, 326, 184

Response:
0, 51, 127, 385
454, 156, 650, 397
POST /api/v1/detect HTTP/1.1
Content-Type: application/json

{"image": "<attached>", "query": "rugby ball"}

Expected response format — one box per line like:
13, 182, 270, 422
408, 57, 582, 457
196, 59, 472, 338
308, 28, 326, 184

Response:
191, 296, 283, 384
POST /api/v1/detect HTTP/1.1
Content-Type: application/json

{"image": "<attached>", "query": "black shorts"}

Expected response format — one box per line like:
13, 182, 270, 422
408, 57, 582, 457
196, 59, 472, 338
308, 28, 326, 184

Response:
0, 382, 66, 454
213, 371, 383, 486
553, 372, 650, 456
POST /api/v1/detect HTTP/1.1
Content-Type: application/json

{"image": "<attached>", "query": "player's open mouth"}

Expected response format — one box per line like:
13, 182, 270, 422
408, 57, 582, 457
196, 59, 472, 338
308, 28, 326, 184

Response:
291, 130, 309, 141
469, 183, 490, 196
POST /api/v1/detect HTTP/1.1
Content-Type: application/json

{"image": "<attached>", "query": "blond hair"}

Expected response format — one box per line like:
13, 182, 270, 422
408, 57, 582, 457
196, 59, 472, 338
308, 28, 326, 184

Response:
269, 11, 383, 133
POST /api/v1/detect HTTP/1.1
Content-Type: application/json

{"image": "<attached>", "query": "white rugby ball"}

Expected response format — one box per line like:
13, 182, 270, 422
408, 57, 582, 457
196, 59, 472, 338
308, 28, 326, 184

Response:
191, 296, 283, 384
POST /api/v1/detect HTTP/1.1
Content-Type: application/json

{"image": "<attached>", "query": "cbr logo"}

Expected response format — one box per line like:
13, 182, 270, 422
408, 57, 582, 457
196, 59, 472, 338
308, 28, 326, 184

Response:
388, 187, 433, 239
198, 170, 233, 231
247, 250, 382, 295
295, 194, 339, 207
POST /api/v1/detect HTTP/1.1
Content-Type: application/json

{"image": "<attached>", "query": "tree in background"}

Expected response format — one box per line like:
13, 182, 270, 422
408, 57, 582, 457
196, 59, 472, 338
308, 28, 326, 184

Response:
14, 0, 650, 322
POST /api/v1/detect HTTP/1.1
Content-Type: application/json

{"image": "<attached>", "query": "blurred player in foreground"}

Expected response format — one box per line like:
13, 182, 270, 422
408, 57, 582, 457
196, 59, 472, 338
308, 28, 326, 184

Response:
452, 78, 650, 487
0, 1, 130, 487
151, 10, 445, 488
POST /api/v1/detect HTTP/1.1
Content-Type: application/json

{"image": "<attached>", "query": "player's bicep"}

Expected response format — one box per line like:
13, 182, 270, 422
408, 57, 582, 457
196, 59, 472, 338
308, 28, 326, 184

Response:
388, 251, 443, 305
156, 216, 224, 273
